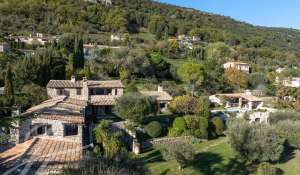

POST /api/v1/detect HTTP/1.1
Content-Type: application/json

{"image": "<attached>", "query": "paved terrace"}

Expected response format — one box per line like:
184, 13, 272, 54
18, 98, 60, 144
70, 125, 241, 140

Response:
0, 138, 82, 175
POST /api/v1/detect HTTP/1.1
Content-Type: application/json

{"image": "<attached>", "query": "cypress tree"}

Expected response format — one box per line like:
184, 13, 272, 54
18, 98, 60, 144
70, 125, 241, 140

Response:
4, 63, 14, 105
73, 35, 84, 70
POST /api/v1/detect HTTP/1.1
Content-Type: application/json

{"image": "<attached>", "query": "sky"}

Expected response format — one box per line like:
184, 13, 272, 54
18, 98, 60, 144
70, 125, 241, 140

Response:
158, 0, 300, 29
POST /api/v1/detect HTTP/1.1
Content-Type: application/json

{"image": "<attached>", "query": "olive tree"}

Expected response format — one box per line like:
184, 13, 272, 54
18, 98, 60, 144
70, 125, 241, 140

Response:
161, 142, 195, 170
227, 119, 284, 163
115, 93, 158, 124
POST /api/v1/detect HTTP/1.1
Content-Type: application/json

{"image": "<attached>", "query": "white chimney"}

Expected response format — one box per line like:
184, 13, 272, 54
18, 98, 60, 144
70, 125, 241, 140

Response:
82, 77, 89, 101
245, 89, 252, 95
71, 76, 76, 83
158, 85, 163, 92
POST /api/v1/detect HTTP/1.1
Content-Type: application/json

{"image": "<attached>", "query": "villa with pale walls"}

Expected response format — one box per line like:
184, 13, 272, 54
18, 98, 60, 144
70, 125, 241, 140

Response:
223, 61, 250, 73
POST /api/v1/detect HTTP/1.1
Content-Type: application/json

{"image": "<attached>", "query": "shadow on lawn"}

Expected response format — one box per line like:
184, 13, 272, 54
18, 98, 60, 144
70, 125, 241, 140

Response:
192, 152, 255, 175
278, 144, 296, 163
140, 149, 164, 164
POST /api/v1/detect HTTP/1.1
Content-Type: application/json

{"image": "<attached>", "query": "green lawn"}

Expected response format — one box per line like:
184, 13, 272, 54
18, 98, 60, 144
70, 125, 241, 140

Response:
138, 137, 300, 175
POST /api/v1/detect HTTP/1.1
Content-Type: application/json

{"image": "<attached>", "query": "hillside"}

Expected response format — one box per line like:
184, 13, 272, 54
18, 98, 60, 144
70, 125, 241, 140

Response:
0, 0, 300, 54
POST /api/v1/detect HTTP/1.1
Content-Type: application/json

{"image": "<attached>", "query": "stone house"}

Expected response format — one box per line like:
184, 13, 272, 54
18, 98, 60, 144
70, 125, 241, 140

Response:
12, 77, 124, 145
209, 91, 264, 110
140, 86, 173, 112
282, 77, 300, 88
223, 61, 250, 73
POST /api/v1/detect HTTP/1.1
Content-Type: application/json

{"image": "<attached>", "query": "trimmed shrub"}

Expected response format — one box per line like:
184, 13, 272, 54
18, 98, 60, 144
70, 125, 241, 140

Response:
145, 121, 162, 138
257, 162, 279, 175
210, 117, 225, 136
168, 95, 199, 115
184, 115, 208, 139
168, 117, 187, 137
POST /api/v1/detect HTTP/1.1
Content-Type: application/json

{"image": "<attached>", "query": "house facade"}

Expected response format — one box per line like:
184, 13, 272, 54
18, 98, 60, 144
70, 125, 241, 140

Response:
0, 87, 4, 95
0, 42, 11, 54
282, 77, 300, 88
140, 86, 173, 112
209, 91, 264, 110
223, 61, 250, 73
12, 77, 124, 146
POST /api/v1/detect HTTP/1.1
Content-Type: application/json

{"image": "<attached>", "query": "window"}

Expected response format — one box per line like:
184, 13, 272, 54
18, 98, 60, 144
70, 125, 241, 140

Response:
64, 124, 78, 136
76, 88, 82, 95
37, 126, 45, 135
57, 89, 64, 95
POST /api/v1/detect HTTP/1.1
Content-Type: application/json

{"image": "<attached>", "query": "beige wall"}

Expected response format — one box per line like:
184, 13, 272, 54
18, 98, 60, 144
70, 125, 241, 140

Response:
47, 87, 123, 99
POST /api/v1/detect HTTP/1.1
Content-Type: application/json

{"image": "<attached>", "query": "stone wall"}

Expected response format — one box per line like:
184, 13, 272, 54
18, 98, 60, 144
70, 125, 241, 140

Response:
47, 88, 83, 100
12, 117, 84, 144
47, 87, 123, 100
32, 118, 65, 137
140, 136, 195, 150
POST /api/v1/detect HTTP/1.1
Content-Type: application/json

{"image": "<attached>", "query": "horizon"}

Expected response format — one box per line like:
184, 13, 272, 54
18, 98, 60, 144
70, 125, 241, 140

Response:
158, 0, 300, 30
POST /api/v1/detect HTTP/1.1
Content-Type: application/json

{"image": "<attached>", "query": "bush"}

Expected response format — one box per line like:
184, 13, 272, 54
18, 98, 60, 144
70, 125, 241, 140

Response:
275, 120, 300, 149
269, 110, 300, 124
169, 95, 199, 115
168, 117, 187, 137
210, 117, 225, 136
185, 115, 208, 139
145, 121, 162, 138
257, 162, 279, 175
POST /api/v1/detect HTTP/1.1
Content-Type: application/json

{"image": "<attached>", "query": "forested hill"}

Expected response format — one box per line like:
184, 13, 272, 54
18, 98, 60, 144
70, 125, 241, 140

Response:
1, 0, 300, 53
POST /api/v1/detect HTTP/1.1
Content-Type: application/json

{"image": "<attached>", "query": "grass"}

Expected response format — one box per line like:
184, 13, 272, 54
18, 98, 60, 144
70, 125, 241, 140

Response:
138, 137, 300, 175
276, 149, 300, 175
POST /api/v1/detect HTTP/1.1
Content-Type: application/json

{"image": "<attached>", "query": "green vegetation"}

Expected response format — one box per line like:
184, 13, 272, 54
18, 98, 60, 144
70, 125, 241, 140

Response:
138, 137, 300, 175
114, 93, 158, 124
145, 121, 162, 138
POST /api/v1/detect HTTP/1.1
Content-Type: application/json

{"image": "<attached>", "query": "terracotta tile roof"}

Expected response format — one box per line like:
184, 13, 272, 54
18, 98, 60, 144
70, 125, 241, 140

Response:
140, 90, 173, 101
47, 80, 82, 88
23, 96, 86, 124
47, 80, 124, 88
0, 138, 82, 174
39, 114, 85, 124
217, 93, 262, 102
90, 96, 118, 105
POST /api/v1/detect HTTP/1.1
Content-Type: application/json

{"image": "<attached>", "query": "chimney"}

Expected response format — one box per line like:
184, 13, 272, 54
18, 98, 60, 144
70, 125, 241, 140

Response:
245, 89, 252, 95
158, 85, 163, 92
82, 77, 89, 101
71, 76, 76, 83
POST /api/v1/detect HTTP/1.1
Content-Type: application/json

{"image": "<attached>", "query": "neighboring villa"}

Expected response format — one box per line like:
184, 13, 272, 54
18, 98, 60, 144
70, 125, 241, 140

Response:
111, 34, 125, 42
176, 34, 201, 50
209, 90, 264, 110
140, 86, 173, 112
0, 42, 11, 54
9, 33, 60, 46
282, 77, 300, 88
85, 0, 112, 5
83, 43, 123, 59
3, 77, 124, 174
223, 61, 250, 73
